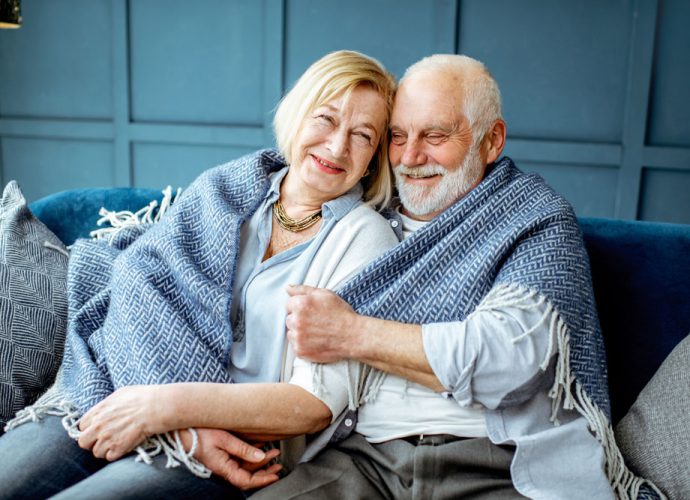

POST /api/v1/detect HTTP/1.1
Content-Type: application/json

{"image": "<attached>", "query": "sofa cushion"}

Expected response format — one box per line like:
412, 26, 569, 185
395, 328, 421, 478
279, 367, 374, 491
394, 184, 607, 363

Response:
615, 333, 690, 499
0, 182, 69, 432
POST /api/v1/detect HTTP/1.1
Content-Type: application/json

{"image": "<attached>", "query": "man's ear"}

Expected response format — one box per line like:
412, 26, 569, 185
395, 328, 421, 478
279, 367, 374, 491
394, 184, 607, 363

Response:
482, 119, 507, 165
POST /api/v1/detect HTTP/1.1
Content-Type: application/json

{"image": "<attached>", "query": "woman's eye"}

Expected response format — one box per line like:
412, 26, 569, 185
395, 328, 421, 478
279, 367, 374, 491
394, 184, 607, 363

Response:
316, 114, 335, 124
354, 132, 372, 144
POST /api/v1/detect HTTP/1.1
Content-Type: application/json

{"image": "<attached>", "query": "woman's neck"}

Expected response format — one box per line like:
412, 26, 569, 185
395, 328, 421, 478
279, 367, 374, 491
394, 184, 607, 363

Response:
279, 171, 325, 216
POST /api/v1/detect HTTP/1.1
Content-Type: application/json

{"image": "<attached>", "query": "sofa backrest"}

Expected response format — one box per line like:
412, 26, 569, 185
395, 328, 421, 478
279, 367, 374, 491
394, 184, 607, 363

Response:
29, 189, 690, 424
580, 217, 690, 423
29, 187, 162, 246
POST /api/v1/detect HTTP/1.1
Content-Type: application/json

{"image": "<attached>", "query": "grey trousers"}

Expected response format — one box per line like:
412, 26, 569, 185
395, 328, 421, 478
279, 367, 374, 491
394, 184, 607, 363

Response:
252, 433, 526, 499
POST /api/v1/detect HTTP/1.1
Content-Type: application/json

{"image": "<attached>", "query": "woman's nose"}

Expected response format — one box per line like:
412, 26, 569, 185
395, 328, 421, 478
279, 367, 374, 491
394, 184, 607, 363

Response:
327, 129, 349, 158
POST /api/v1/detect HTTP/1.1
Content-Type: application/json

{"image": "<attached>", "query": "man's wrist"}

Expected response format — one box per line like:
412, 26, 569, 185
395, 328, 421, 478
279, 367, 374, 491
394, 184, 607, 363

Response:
345, 313, 373, 361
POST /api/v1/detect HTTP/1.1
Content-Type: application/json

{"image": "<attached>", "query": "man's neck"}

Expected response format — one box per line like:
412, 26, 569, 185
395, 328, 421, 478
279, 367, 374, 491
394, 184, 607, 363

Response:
400, 206, 443, 222
396, 207, 429, 239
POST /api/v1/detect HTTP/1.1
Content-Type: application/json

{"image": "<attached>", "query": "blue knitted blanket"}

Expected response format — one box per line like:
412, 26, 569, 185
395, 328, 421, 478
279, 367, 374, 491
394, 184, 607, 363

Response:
56, 149, 284, 412
341, 156, 609, 408
335, 157, 658, 500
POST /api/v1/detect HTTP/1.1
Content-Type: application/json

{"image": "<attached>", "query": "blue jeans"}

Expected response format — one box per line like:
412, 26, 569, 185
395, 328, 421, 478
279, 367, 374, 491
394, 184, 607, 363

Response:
0, 416, 243, 499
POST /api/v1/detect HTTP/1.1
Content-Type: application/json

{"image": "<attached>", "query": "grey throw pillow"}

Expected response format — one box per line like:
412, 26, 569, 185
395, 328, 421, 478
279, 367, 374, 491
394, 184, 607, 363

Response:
0, 181, 69, 432
615, 334, 690, 499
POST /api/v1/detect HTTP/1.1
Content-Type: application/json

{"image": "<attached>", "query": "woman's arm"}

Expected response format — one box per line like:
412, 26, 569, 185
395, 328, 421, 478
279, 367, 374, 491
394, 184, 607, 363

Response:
77, 382, 331, 461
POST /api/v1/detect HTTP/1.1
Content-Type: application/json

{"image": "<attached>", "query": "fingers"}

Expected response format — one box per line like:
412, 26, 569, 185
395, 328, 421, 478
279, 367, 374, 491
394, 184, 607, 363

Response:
219, 432, 267, 463
225, 465, 282, 491
241, 448, 280, 472
240, 470, 281, 490
206, 451, 281, 491
104, 449, 123, 462
79, 409, 93, 431
77, 423, 97, 451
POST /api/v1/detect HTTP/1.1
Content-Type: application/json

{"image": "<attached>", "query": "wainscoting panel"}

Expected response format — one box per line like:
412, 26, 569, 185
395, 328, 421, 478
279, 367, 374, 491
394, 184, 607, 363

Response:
0, 0, 688, 224
1, 137, 114, 200
132, 142, 255, 189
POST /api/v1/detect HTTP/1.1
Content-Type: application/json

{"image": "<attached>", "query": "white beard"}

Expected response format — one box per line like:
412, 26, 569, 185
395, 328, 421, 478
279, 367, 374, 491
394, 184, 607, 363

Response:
393, 146, 484, 218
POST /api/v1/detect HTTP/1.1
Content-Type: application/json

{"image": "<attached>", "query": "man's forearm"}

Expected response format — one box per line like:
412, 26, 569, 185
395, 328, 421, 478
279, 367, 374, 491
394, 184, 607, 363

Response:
154, 382, 332, 439
348, 315, 445, 392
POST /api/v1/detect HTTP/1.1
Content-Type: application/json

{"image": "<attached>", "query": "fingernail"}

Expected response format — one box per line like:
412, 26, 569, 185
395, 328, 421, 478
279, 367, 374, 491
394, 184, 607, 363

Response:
254, 450, 266, 460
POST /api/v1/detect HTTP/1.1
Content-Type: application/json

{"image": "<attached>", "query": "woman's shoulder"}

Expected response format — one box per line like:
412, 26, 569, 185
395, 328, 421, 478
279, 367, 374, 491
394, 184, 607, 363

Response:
331, 204, 400, 247
339, 204, 396, 230
203, 149, 286, 180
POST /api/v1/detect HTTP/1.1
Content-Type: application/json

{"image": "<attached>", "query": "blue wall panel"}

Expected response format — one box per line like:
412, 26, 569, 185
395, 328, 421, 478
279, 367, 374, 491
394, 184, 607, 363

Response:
646, 0, 690, 147
1, 138, 114, 200
0, 0, 112, 119
639, 168, 690, 224
0, 0, 688, 224
132, 142, 254, 189
459, 0, 632, 143
284, 0, 456, 84
520, 162, 619, 218
130, 0, 265, 126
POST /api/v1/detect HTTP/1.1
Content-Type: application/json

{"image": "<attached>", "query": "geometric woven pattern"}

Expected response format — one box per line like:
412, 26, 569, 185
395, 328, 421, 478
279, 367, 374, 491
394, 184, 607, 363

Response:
53, 150, 284, 414
0, 181, 68, 431
338, 157, 611, 418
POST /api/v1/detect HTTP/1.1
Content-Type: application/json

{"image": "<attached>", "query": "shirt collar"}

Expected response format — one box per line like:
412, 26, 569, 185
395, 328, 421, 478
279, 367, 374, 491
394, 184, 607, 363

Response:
267, 166, 363, 222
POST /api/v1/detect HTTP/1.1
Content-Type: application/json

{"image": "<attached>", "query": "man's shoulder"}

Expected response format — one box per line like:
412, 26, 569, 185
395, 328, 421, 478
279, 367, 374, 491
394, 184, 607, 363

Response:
499, 156, 577, 221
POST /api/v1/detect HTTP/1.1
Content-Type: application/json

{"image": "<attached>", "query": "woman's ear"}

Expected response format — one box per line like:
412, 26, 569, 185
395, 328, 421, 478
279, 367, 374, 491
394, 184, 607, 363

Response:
482, 119, 507, 165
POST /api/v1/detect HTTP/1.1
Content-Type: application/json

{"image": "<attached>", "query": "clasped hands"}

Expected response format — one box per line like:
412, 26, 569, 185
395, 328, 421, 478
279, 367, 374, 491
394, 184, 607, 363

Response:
76, 285, 351, 490
77, 386, 281, 490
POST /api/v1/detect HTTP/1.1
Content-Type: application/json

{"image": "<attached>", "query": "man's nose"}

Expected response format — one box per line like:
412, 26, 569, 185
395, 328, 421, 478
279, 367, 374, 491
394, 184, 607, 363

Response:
327, 129, 349, 158
400, 140, 427, 167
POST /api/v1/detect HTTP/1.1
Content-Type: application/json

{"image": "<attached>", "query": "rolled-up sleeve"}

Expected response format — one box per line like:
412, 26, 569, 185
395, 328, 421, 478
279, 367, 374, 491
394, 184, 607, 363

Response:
288, 357, 350, 423
422, 288, 554, 410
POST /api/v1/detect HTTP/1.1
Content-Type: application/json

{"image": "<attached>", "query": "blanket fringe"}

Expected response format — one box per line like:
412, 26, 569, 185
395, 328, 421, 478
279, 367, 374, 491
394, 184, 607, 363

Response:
523, 295, 666, 499
487, 283, 666, 499
43, 241, 70, 257
90, 186, 181, 243
134, 429, 211, 478
4, 394, 211, 479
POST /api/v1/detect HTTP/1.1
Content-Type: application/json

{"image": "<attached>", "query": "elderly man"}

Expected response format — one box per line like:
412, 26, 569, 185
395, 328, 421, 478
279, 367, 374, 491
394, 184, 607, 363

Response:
250, 54, 659, 499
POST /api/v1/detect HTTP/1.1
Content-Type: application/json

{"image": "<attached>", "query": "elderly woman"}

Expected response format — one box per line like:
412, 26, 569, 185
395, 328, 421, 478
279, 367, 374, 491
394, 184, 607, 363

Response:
0, 50, 399, 498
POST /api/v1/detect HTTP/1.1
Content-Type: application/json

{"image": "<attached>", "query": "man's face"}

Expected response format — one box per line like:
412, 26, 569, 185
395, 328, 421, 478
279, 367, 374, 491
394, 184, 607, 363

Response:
389, 71, 486, 221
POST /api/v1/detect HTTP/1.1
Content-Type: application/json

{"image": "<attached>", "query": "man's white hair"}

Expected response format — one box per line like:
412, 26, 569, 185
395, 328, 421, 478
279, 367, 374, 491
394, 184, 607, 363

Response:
401, 54, 503, 145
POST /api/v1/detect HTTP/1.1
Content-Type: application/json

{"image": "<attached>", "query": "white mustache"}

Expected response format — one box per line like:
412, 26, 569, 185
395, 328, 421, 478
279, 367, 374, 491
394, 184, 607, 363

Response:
393, 164, 446, 177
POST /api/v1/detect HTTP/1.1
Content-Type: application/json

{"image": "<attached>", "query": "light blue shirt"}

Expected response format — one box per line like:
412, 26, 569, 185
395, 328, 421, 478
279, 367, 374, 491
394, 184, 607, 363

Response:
228, 167, 363, 384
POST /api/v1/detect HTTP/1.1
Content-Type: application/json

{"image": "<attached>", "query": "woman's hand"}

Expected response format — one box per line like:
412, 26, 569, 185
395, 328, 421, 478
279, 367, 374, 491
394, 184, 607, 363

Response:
78, 385, 163, 461
186, 428, 282, 490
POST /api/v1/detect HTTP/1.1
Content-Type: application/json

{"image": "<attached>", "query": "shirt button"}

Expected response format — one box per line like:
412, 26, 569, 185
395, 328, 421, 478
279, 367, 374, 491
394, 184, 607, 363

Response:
390, 220, 399, 228
344, 418, 353, 427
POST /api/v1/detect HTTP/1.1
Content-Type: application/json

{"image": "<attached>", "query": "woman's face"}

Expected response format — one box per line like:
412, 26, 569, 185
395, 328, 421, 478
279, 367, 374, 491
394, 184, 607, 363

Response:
288, 85, 387, 203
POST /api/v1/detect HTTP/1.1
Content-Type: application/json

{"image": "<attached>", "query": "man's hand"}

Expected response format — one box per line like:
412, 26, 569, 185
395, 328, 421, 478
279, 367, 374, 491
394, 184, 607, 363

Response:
188, 428, 282, 490
285, 285, 360, 363
78, 385, 160, 461
286, 285, 444, 390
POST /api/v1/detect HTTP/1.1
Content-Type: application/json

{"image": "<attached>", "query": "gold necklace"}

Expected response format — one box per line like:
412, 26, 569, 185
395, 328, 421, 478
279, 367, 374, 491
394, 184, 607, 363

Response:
273, 199, 322, 232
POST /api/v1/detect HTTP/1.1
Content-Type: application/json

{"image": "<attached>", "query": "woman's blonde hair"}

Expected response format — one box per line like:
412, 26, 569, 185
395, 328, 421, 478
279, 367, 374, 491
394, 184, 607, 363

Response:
273, 50, 396, 208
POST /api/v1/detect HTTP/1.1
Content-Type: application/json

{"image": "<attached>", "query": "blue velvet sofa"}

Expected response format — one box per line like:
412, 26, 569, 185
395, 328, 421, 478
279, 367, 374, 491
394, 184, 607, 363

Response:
29, 187, 690, 426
